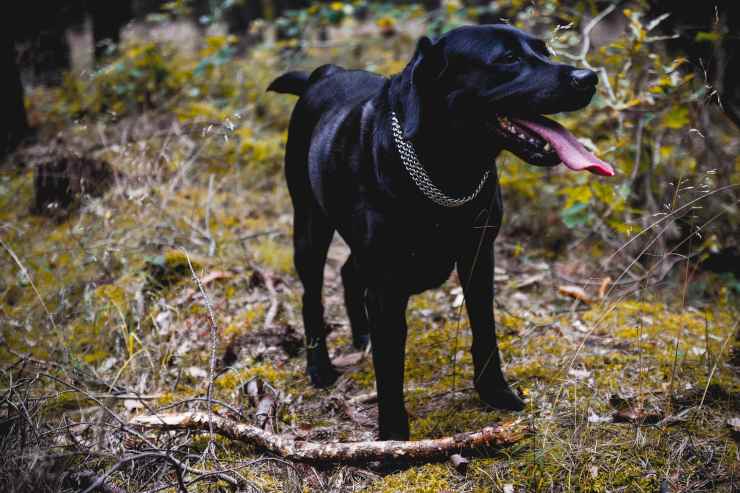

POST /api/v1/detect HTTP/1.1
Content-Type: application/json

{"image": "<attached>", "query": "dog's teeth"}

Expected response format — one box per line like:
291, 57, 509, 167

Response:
544, 143, 551, 151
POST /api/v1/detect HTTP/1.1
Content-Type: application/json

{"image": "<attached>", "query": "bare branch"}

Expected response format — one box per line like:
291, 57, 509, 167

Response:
131, 412, 526, 463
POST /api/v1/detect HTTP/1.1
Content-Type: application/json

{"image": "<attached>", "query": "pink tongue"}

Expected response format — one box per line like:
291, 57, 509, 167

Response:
512, 116, 615, 176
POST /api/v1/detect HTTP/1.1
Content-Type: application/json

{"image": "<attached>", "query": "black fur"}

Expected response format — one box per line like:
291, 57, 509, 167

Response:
269, 25, 598, 440
266, 70, 310, 96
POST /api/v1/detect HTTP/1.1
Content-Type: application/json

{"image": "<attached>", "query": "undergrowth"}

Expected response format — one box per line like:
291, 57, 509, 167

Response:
1, 1, 739, 492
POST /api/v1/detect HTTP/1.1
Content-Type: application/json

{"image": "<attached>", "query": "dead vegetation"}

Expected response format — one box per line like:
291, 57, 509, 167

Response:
1, 3, 739, 492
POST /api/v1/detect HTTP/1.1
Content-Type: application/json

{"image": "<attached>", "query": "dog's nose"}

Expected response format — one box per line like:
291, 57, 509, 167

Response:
570, 69, 598, 91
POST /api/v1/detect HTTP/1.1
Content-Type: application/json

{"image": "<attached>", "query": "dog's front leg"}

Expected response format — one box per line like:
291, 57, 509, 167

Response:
457, 243, 525, 411
366, 287, 410, 440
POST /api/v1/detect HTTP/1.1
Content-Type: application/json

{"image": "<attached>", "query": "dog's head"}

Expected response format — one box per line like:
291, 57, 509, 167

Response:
399, 25, 614, 176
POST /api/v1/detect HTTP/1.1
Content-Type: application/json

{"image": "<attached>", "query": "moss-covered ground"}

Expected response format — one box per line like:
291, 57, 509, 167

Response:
1, 15, 739, 493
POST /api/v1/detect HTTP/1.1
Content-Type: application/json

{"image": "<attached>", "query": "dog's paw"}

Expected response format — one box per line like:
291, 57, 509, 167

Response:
378, 408, 410, 441
307, 364, 340, 388
477, 385, 525, 411
352, 333, 370, 350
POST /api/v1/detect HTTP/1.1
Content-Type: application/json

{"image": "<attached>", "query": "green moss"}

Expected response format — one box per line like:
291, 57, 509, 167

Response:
369, 463, 455, 493
253, 238, 294, 274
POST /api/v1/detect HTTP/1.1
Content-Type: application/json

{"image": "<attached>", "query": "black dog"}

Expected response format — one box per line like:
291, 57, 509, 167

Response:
268, 25, 613, 440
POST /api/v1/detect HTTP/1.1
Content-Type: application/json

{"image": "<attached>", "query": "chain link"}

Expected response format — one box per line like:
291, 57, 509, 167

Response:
390, 112, 490, 208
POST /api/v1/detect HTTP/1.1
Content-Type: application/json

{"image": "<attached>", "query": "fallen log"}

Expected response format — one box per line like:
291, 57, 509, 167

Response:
131, 412, 526, 463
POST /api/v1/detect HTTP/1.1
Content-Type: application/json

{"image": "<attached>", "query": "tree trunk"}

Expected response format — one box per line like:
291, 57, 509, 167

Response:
1, 34, 28, 158
89, 1, 133, 60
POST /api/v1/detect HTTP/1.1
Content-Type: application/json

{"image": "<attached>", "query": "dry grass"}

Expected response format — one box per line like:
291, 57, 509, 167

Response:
1, 16, 739, 493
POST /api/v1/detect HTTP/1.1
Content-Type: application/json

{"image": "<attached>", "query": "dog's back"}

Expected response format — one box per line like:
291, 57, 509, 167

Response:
268, 64, 387, 215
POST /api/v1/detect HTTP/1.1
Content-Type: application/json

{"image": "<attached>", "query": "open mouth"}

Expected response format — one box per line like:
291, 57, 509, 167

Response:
493, 115, 615, 176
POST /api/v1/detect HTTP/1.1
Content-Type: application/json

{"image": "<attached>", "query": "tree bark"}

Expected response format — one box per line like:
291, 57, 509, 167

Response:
131, 412, 526, 463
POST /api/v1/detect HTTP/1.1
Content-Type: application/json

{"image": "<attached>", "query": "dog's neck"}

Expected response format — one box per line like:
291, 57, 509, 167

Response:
388, 75, 501, 199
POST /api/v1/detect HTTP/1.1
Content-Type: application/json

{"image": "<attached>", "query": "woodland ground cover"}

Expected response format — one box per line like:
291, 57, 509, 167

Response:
1, 1, 738, 491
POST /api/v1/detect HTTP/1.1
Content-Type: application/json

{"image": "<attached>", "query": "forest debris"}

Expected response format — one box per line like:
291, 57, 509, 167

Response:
449, 454, 469, 474
243, 378, 277, 433
63, 470, 126, 493
587, 410, 612, 424
173, 270, 234, 305
185, 366, 208, 379
613, 406, 662, 425
568, 368, 592, 380
31, 145, 117, 216
329, 397, 376, 428
145, 250, 209, 291
348, 392, 379, 406
131, 412, 526, 463
609, 391, 662, 424
727, 417, 740, 440
597, 276, 612, 299
511, 273, 546, 290
233, 324, 303, 358
261, 269, 281, 328
123, 399, 145, 412
332, 351, 365, 368
557, 285, 592, 304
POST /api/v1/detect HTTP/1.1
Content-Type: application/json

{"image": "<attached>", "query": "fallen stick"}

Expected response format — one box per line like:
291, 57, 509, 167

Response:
131, 412, 526, 463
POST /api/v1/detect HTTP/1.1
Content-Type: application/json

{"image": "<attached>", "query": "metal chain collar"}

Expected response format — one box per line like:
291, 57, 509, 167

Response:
390, 111, 490, 208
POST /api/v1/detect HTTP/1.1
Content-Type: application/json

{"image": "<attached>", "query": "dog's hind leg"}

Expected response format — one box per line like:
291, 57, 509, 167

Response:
340, 254, 370, 349
293, 203, 339, 388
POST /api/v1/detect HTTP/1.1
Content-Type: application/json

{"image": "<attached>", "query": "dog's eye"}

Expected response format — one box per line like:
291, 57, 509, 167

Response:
498, 52, 520, 64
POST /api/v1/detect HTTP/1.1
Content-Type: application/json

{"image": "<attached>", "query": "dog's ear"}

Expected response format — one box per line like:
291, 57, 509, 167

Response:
402, 36, 448, 139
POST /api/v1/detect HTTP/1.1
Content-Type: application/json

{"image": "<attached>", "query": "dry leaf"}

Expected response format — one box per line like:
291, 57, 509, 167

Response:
124, 399, 145, 412
587, 410, 612, 424
449, 453, 469, 474
512, 272, 546, 289
613, 406, 662, 424
332, 352, 364, 368
597, 276, 612, 299
568, 368, 591, 380
186, 366, 208, 379
558, 285, 592, 303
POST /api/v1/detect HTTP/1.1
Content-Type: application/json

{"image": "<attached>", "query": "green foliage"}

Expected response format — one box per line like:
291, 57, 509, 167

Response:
67, 42, 186, 117
3, 2, 739, 491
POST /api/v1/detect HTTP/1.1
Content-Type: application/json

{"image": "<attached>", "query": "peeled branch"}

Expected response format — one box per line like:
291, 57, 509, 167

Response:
130, 412, 526, 463
558, 285, 592, 304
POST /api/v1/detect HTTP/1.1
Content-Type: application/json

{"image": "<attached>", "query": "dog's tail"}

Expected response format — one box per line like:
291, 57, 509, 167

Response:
267, 71, 310, 96
267, 65, 345, 97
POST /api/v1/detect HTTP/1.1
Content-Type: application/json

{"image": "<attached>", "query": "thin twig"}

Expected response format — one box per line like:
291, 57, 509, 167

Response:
0, 238, 60, 338
182, 249, 219, 460
698, 323, 738, 410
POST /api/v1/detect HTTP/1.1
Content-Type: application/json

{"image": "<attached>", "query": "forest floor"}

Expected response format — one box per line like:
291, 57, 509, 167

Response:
1, 26, 739, 493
